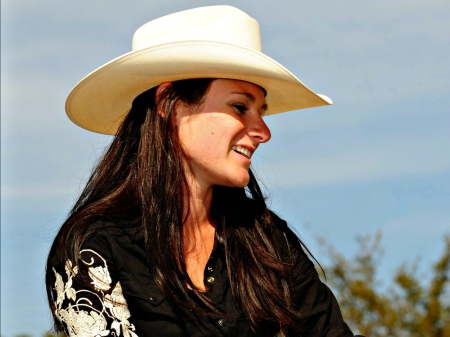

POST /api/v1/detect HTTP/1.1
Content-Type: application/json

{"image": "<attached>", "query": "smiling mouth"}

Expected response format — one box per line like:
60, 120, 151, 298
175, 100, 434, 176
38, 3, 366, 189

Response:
232, 145, 252, 159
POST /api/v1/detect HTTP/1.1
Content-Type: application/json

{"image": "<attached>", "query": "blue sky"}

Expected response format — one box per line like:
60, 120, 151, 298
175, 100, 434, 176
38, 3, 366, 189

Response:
1, 1, 449, 336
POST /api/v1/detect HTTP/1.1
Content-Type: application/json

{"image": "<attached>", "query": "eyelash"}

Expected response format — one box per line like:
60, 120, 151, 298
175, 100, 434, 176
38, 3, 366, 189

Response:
233, 104, 247, 114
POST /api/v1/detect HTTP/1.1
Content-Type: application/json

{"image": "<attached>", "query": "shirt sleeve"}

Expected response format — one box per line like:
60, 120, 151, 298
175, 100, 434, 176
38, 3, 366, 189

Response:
49, 229, 139, 337
275, 217, 364, 337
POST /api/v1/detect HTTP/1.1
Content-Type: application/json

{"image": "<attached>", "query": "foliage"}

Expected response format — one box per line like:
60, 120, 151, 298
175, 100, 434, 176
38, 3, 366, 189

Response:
321, 233, 450, 337
13, 333, 65, 337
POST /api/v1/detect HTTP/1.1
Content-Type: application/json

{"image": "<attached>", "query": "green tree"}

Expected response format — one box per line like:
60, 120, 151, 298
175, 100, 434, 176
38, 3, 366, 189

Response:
42, 333, 65, 337
13, 333, 65, 337
321, 233, 450, 337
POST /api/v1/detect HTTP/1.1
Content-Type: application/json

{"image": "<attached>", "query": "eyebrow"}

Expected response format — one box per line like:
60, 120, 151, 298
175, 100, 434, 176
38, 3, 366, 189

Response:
231, 92, 268, 113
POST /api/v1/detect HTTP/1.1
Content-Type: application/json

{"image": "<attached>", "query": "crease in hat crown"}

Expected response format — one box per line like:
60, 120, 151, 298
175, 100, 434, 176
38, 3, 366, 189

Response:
66, 5, 332, 135
132, 6, 262, 52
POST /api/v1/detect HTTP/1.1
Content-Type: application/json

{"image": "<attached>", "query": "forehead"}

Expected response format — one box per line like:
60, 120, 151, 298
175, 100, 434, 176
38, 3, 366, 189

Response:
208, 79, 266, 101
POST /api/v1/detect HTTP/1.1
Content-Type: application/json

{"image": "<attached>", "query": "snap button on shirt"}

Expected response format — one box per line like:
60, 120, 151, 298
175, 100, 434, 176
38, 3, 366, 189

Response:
206, 276, 215, 284
218, 318, 227, 327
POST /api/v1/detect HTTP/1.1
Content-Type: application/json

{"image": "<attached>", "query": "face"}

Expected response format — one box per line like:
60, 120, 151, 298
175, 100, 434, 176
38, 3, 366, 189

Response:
175, 79, 271, 190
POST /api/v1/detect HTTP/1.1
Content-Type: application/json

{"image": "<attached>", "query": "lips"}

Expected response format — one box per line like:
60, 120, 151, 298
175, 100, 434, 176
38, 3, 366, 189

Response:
232, 145, 252, 159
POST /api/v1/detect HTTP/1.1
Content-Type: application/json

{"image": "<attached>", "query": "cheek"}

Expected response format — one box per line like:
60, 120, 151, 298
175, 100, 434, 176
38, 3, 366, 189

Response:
177, 113, 241, 162
178, 120, 219, 160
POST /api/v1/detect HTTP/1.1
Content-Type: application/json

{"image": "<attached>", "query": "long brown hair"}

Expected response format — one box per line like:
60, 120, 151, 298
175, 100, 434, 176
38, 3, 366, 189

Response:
46, 78, 305, 335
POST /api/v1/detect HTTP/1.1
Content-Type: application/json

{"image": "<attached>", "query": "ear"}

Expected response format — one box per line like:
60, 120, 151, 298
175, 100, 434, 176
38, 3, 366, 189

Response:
155, 81, 173, 117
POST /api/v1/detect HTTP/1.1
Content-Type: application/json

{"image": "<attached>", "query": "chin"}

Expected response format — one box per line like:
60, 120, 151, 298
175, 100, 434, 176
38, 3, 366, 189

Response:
227, 174, 250, 188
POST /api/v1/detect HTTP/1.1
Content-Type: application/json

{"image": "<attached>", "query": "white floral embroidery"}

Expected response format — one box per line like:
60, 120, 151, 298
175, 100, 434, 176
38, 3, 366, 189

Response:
81, 249, 113, 291
54, 268, 65, 307
65, 260, 78, 301
104, 282, 136, 336
53, 249, 138, 337
59, 304, 109, 337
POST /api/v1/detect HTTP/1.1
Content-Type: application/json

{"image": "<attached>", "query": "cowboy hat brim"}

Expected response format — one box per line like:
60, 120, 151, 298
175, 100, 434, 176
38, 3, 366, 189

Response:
66, 40, 332, 135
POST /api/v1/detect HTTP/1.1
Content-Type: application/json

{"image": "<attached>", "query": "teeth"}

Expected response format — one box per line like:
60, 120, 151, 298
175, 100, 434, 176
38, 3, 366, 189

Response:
232, 145, 252, 159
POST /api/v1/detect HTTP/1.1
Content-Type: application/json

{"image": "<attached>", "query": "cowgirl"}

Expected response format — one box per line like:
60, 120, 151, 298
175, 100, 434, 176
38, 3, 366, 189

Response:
46, 6, 362, 337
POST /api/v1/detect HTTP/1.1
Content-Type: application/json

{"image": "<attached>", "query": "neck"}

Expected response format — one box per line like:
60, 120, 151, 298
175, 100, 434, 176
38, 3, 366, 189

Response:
183, 174, 214, 228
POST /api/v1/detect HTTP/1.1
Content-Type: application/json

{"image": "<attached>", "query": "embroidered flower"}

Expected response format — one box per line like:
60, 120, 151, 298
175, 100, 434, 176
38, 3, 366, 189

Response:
105, 282, 138, 336
53, 268, 65, 307
105, 282, 130, 320
81, 249, 112, 291
65, 259, 79, 277
52, 249, 138, 337
88, 265, 112, 291
64, 260, 78, 301
58, 304, 109, 337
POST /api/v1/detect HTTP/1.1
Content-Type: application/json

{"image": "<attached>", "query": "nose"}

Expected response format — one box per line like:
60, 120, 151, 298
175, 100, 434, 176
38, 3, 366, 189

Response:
248, 115, 271, 144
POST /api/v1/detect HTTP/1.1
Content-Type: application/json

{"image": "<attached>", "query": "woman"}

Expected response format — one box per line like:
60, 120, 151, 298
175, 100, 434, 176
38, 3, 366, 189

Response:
46, 6, 362, 337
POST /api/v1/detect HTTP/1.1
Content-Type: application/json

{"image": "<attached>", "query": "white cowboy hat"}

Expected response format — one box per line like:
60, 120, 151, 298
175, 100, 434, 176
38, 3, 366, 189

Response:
66, 5, 332, 135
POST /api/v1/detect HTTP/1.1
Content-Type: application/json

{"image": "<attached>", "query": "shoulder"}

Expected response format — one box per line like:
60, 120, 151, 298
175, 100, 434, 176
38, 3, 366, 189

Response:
78, 218, 142, 248
48, 219, 145, 278
268, 210, 318, 277
84, 219, 142, 243
58, 219, 134, 250
268, 211, 303, 251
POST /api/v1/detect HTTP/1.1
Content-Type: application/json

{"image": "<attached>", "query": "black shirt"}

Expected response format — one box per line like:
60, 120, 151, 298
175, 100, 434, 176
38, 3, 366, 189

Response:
48, 217, 363, 337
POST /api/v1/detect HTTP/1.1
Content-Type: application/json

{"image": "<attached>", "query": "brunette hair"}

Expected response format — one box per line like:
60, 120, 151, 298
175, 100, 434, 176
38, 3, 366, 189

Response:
46, 78, 306, 335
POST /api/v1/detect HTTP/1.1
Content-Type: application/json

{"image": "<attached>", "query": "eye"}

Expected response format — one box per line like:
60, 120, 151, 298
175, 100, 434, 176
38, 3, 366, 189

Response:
233, 104, 247, 114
